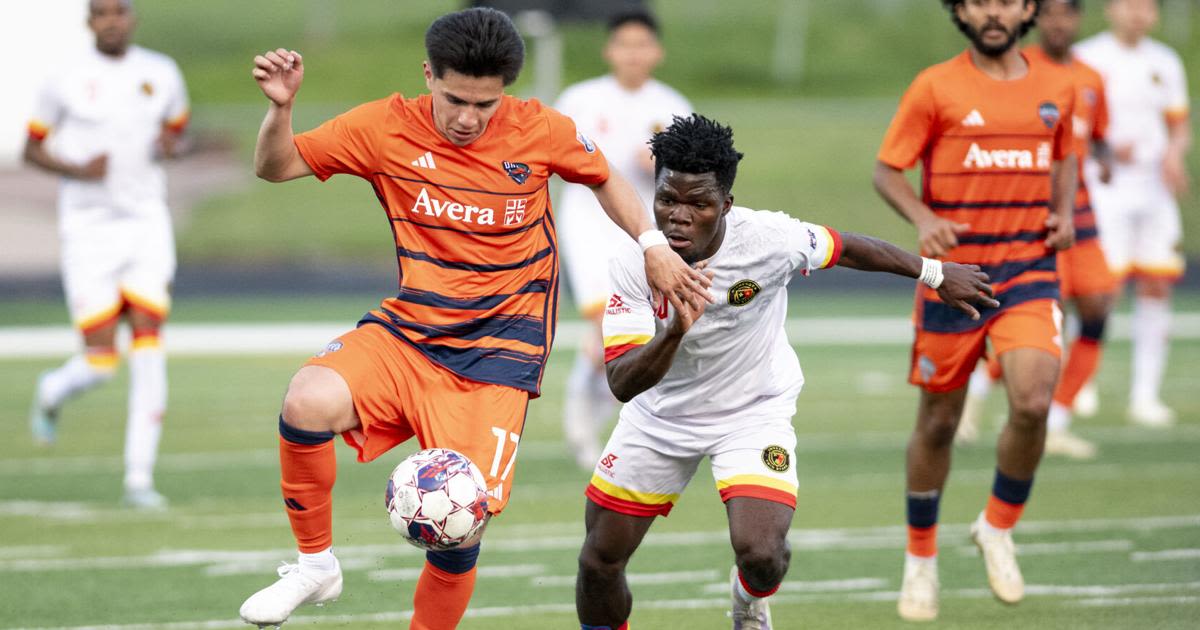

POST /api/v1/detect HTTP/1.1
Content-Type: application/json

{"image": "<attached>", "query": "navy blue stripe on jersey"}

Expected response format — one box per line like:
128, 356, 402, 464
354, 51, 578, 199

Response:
395, 280, 549, 311
921, 280, 1060, 334
396, 246, 553, 272
378, 308, 545, 347
929, 199, 1049, 210
957, 230, 1048, 246
979, 256, 1057, 285
1073, 203, 1093, 216
391, 214, 545, 237
1076, 226, 1099, 242
360, 315, 544, 392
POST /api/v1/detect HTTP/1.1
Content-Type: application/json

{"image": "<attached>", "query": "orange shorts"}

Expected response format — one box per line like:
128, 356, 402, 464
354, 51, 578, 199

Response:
306, 323, 530, 513
1058, 240, 1118, 299
910, 298, 1062, 393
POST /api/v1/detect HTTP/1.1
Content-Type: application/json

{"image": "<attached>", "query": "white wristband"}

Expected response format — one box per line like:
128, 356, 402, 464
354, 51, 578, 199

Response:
638, 229, 668, 251
920, 257, 944, 289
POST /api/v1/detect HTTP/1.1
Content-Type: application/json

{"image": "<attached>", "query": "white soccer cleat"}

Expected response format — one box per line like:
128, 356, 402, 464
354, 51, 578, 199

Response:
970, 512, 1024, 604
1127, 398, 1176, 428
29, 372, 59, 446
240, 558, 343, 627
955, 394, 985, 445
1043, 429, 1098, 460
729, 566, 773, 630
897, 555, 939, 622
121, 487, 169, 511
1072, 382, 1099, 418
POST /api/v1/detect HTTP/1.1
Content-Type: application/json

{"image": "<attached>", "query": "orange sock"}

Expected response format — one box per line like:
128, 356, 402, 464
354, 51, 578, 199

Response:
907, 524, 938, 557
984, 495, 1025, 530
1053, 338, 1101, 407
411, 561, 478, 630
278, 423, 337, 553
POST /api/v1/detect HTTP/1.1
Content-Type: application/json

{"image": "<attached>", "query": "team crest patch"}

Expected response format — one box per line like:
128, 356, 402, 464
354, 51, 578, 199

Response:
1037, 101, 1060, 129
728, 279, 761, 306
314, 340, 343, 358
502, 161, 531, 185
576, 132, 597, 153
141, 81, 154, 96
762, 445, 790, 472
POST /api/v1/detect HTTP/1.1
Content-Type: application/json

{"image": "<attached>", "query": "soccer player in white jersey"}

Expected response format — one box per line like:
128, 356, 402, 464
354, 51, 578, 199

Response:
24, 0, 189, 509
554, 9, 692, 469
574, 115, 997, 630
1074, 0, 1191, 426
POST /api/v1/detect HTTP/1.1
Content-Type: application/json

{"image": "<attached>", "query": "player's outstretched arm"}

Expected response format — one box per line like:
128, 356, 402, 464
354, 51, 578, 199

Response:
252, 48, 313, 182
872, 161, 968, 258
590, 169, 714, 313
836, 232, 999, 320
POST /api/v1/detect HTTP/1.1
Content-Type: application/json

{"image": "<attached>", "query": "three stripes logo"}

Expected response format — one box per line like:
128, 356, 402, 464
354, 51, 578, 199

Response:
411, 151, 437, 169
961, 109, 986, 127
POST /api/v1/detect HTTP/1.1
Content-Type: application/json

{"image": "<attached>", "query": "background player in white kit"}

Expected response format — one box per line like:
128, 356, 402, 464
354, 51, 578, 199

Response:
25, 0, 189, 509
574, 115, 997, 630
1074, 0, 1191, 426
554, 9, 692, 469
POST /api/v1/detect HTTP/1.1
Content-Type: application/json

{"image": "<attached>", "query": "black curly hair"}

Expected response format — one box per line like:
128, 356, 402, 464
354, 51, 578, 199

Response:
649, 114, 744, 196
941, 0, 1042, 41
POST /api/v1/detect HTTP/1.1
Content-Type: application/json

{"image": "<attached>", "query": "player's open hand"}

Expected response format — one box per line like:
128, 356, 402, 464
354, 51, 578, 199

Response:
915, 215, 968, 258
936, 262, 998, 321
644, 245, 714, 316
72, 154, 107, 181
1044, 212, 1075, 251
252, 49, 304, 107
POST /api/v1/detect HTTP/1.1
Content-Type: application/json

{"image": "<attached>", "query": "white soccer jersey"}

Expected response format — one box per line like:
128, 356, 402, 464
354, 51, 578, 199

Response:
554, 76, 691, 312
29, 45, 189, 230
602, 206, 843, 421
1074, 32, 1189, 182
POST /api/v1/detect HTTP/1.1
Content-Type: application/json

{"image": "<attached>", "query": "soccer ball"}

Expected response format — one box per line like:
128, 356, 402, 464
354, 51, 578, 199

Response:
385, 448, 489, 550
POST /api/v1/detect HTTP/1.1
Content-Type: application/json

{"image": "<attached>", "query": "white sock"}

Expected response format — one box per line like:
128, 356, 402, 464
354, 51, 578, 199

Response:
966, 363, 994, 398
1046, 402, 1071, 433
39, 353, 116, 409
124, 344, 166, 491
298, 548, 337, 573
1131, 296, 1170, 404
905, 552, 938, 567
732, 568, 762, 604
563, 351, 597, 453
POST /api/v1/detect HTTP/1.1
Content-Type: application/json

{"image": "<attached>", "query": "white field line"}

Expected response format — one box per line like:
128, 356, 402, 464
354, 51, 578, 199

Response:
2, 514, 1196, 574
11, 581, 1200, 630
4, 312, 1200, 358
700, 577, 888, 594
1076, 595, 1200, 607
955, 539, 1133, 556
1131, 548, 1200, 562
534, 569, 720, 587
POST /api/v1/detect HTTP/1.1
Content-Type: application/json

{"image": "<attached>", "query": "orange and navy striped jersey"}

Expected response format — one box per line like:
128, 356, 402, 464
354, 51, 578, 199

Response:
878, 50, 1075, 334
294, 93, 610, 394
1026, 45, 1109, 244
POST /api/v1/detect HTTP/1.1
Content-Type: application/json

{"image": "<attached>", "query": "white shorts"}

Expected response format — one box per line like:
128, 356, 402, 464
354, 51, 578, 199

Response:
1088, 176, 1185, 280
585, 402, 799, 517
559, 194, 637, 317
61, 213, 176, 332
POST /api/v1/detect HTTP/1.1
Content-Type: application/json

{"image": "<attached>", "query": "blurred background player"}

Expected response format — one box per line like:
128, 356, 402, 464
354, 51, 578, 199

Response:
554, 8, 692, 470
576, 113, 997, 630
1075, 0, 1192, 427
958, 0, 1118, 460
238, 8, 710, 629
25, 0, 189, 510
874, 0, 1079, 620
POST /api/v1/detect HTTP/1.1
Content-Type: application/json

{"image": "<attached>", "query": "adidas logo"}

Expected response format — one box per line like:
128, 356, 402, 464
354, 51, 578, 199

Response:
961, 109, 986, 127
411, 151, 437, 169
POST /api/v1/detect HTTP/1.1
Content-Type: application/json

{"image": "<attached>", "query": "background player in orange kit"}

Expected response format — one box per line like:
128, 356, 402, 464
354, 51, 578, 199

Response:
236, 8, 712, 629
959, 0, 1118, 460
873, 0, 1078, 621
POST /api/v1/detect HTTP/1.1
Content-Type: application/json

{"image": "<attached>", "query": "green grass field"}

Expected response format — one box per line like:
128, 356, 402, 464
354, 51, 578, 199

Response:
1, 337, 1197, 628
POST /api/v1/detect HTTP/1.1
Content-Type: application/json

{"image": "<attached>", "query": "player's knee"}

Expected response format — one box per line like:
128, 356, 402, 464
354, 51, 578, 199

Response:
577, 539, 631, 582
281, 368, 351, 433
733, 535, 790, 584
1008, 388, 1053, 427
916, 411, 960, 448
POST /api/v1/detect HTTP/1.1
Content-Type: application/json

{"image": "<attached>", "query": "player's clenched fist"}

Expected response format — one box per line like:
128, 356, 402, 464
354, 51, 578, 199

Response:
915, 214, 969, 258
936, 262, 1000, 321
252, 48, 304, 107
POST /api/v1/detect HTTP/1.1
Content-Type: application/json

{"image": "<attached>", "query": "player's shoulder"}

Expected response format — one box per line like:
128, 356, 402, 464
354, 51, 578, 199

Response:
608, 236, 647, 280
915, 51, 972, 84
1073, 32, 1113, 58
1071, 56, 1105, 86
494, 95, 578, 137
1141, 37, 1185, 67
728, 205, 801, 242
128, 45, 182, 73
558, 75, 613, 100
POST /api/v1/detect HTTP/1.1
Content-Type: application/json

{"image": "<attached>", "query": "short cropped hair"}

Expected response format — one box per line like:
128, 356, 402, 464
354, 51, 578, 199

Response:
650, 114, 744, 195
425, 8, 525, 86
607, 8, 660, 37
941, 0, 1042, 39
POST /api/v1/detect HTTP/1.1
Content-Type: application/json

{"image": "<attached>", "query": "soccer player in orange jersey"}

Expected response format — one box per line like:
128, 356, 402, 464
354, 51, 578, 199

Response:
236, 9, 712, 629
873, 0, 1078, 621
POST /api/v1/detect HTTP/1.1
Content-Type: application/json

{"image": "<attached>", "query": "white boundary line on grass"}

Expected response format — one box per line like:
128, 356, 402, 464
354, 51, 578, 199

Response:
3, 312, 1200, 357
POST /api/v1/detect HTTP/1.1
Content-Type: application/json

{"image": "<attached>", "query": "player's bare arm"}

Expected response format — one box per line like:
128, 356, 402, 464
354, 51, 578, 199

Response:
1163, 116, 1192, 197
1044, 154, 1078, 250
837, 232, 998, 320
1091, 137, 1113, 184
604, 293, 707, 403
590, 169, 714, 313
22, 137, 106, 181
251, 48, 314, 182
872, 161, 968, 257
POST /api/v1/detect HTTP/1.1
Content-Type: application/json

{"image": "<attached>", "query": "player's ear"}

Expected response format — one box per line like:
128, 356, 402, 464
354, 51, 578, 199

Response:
423, 61, 435, 89
722, 194, 733, 215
